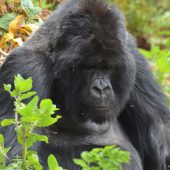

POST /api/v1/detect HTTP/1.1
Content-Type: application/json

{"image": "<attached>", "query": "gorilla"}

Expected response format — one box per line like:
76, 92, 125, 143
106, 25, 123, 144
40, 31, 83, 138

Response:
0, 0, 169, 169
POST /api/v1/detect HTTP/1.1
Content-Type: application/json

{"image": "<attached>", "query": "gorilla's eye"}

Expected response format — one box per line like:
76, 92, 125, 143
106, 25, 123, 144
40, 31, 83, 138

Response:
84, 65, 94, 71
71, 66, 76, 72
101, 65, 115, 73
108, 65, 115, 71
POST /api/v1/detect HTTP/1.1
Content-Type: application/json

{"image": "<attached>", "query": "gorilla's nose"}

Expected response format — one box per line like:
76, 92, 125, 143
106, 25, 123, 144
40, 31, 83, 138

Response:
90, 79, 112, 99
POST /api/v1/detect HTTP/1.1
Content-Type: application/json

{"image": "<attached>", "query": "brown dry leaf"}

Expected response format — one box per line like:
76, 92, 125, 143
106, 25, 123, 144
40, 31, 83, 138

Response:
0, 32, 14, 48
19, 27, 31, 35
8, 15, 25, 35
0, 15, 33, 49
3, 32, 14, 41
22, 25, 32, 32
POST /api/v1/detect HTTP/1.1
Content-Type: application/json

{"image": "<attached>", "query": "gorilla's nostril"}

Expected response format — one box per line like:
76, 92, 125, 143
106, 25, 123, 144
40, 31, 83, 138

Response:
90, 79, 112, 99
104, 86, 110, 93
90, 86, 102, 98
93, 86, 102, 95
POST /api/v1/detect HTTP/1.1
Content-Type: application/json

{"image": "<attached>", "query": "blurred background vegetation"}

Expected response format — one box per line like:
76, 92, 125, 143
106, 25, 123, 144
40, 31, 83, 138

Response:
0, 0, 169, 103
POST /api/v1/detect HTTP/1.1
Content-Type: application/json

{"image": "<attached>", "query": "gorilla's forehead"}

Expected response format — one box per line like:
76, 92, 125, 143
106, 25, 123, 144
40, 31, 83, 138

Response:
53, 0, 128, 70
57, 49, 125, 71
56, 32, 126, 69
56, 1, 127, 56
59, 14, 126, 54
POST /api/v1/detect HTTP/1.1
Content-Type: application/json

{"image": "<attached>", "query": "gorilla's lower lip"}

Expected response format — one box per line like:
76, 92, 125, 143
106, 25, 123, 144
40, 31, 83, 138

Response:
93, 106, 110, 111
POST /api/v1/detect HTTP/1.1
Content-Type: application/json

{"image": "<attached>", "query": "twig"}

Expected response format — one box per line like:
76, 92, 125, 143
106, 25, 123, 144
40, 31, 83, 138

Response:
0, 49, 8, 56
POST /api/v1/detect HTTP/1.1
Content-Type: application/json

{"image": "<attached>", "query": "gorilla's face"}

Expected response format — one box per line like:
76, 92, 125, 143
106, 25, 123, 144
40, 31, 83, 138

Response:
51, 39, 136, 132
50, 11, 136, 132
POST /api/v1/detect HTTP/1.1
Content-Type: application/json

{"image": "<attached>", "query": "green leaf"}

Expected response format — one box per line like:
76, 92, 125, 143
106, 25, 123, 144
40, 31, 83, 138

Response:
27, 96, 39, 109
17, 129, 24, 145
26, 133, 48, 148
20, 91, 37, 100
37, 116, 60, 127
27, 7, 41, 17
21, 0, 41, 18
0, 13, 16, 30
21, 0, 34, 8
0, 134, 4, 143
151, 46, 160, 55
157, 54, 170, 73
14, 74, 23, 89
11, 90, 18, 97
19, 78, 33, 92
140, 49, 153, 59
4, 84, 11, 93
40, 99, 57, 115
18, 96, 39, 116
14, 74, 33, 93
20, 116, 41, 123
27, 151, 42, 170
74, 146, 130, 169
159, 31, 170, 36
1, 119, 14, 127
73, 159, 87, 168
48, 154, 58, 170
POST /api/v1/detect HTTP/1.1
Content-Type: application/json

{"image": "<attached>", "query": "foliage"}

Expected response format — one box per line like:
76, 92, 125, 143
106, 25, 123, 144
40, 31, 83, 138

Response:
74, 146, 130, 170
48, 154, 65, 170
107, 0, 170, 37
0, 0, 43, 52
0, 75, 130, 170
0, 74, 61, 170
0, 134, 10, 168
0, 0, 60, 54
140, 44, 170, 104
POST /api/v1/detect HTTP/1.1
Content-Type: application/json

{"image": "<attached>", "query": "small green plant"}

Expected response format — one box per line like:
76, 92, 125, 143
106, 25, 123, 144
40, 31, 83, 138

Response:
0, 75, 131, 170
0, 135, 22, 170
0, 74, 61, 170
0, 134, 9, 168
74, 146, 130, 170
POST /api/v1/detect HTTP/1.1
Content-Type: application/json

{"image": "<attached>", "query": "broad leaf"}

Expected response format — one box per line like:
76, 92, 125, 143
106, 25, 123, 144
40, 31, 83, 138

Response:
48, 154, 58, 170
0, 13, 16, 30
1, 119, 14, 127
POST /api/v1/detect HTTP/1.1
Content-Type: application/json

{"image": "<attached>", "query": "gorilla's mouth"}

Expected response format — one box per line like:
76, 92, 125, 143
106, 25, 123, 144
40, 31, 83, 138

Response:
83, 101, 112, 112
78, 108, 111, 124
80, 119, 111, 133
92, 106, 110, 112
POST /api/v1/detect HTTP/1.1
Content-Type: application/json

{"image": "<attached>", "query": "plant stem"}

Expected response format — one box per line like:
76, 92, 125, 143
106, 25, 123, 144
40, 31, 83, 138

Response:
38, 0, 42, 7
14, 94, 28, 169
22, 128, 27, 170
14, 97, 20, 133
1, 142, 5, 167
15, 108, 19, 132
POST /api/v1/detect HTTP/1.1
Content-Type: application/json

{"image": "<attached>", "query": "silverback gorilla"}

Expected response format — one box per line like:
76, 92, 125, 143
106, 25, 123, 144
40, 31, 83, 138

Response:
0, 0, 169, 170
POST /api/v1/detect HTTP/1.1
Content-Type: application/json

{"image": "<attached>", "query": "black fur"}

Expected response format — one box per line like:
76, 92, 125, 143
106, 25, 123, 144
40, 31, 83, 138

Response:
0, 0, 169, 170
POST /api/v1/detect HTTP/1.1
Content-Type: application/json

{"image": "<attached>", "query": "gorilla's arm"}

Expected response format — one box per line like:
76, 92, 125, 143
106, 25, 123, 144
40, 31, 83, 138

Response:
119, 38, 169, 170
